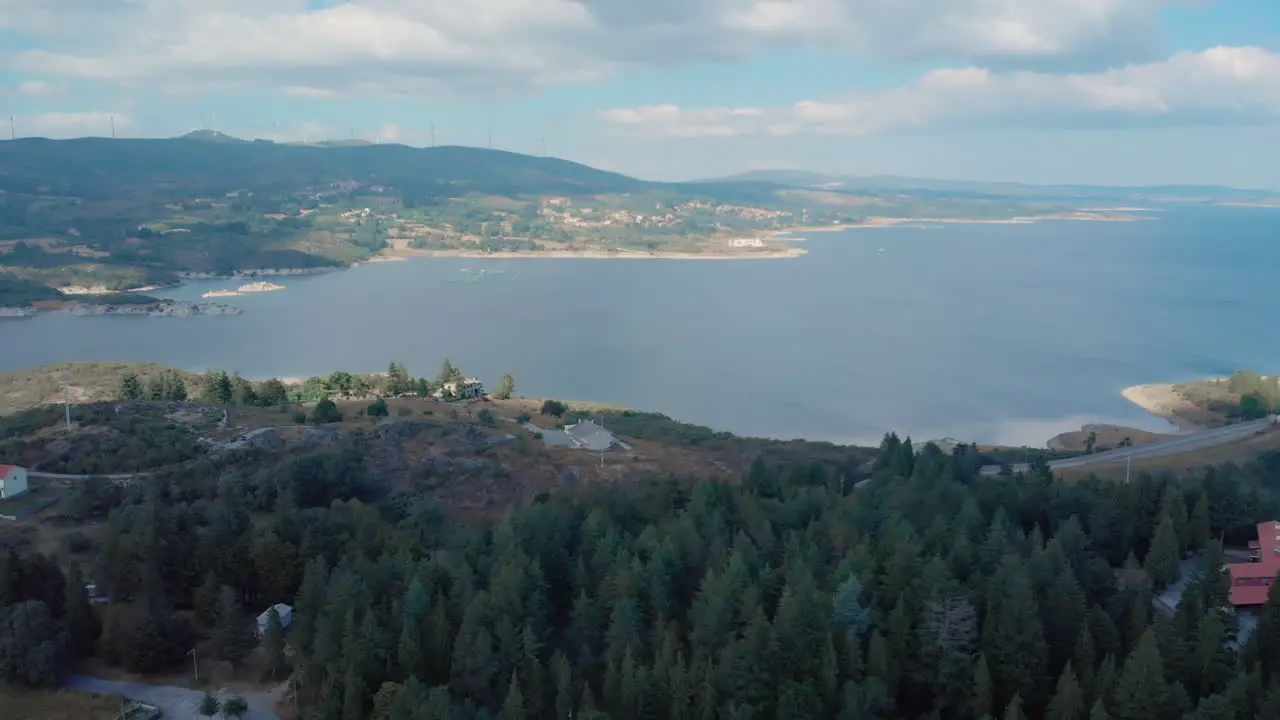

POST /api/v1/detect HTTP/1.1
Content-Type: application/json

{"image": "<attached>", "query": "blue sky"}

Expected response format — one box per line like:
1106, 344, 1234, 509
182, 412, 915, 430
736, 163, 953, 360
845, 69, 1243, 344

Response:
1, 0, 1277, 187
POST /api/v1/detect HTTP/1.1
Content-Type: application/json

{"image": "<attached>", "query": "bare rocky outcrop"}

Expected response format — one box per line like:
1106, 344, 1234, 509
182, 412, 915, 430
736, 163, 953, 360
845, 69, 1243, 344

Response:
63, 300, 242, 317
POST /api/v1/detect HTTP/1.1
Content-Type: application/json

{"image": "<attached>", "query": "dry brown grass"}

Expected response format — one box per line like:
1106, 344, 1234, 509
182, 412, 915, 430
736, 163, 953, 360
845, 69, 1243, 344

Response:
1048, 425, 1170, 452
1056, 427, 1280, 482
4, 688, 124, 720
0, 361, 202, 415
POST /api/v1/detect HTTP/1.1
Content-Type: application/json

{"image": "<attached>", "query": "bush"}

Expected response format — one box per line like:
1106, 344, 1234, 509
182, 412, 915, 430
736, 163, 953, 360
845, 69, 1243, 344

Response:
367, 397, 389, 418
293, 411, 307, 424
516, 411, 532, 423
540, 400, 567, 417
477, 409, 496, 427
63, 531, 94, 554
312, 398, 344, 424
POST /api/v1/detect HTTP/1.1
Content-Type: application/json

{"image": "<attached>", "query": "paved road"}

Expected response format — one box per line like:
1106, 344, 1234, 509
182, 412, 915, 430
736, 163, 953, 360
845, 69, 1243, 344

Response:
980, 417, 1277, 476
66, 675, 284, 720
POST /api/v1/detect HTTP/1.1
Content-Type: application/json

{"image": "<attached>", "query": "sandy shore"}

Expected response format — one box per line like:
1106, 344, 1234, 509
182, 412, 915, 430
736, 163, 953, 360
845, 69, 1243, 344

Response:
1121, 383, 1207, 433
382, 247, 807, 260
781, 211, 1145, 235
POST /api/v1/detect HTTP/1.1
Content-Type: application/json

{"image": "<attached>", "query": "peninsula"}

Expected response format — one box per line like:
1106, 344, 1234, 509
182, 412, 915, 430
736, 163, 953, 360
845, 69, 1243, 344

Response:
0, 134, 1211, 312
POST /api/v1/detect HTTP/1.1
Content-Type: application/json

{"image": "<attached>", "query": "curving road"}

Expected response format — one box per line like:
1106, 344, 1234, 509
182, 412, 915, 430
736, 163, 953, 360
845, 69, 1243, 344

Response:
65, 674, 285, 720
980, 417, 1277, 477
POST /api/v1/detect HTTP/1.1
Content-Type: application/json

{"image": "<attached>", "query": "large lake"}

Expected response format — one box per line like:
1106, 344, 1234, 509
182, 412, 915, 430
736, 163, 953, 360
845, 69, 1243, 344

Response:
2, 205, 1278, 446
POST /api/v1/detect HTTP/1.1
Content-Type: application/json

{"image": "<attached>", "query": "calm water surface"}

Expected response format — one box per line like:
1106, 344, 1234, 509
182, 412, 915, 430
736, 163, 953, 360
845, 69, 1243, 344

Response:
3, 205, 1278, 446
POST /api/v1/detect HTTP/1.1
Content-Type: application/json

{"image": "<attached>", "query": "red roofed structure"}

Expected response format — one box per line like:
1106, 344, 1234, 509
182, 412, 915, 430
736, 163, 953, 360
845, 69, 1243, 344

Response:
1228, 521, 1280, 607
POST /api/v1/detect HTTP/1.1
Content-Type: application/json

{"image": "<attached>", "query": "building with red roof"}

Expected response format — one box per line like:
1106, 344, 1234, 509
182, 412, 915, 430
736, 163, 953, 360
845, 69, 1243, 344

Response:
1228, 521, 1280, 607
0, 464, 28, 500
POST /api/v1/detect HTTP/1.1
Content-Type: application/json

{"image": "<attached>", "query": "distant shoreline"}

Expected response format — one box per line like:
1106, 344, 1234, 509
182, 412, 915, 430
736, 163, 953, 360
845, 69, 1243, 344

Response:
381, 246, 808, 261
782, 210, 1147, 234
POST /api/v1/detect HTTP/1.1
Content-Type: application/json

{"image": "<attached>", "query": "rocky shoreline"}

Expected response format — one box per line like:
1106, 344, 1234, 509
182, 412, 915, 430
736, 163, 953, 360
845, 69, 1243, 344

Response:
1, 300, 242, 318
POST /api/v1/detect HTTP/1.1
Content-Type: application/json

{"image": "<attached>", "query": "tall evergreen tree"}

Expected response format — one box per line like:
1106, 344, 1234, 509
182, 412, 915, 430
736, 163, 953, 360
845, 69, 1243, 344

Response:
1110, 629, 1167, 720
1047, 663, 1086, 720
1145, 514, 1181, 589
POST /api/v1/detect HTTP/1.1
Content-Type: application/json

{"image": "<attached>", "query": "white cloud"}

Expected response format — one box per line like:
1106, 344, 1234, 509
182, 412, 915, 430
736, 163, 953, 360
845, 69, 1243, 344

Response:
0, 0, 1175, 98
14, 111, 127, 138
599, 47, 1280, 138
16, 79, 53, 95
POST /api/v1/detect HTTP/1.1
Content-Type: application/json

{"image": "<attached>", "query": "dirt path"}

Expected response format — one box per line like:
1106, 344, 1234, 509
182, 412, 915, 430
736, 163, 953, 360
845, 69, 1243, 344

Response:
65, 675, 286, 720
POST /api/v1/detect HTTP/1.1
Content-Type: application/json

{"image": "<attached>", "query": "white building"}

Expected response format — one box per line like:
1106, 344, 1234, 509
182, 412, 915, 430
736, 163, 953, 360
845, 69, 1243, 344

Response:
434, 378, 486, 400
0, 465, 28, 500
257, 603, 294, 637
563, 420, 617, 452
728, 237, 764, 248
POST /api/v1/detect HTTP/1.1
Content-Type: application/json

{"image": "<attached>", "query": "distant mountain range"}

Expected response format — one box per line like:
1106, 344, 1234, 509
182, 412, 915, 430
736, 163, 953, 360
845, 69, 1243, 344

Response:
0, 132, 785, 203
698, 169, 1279, 202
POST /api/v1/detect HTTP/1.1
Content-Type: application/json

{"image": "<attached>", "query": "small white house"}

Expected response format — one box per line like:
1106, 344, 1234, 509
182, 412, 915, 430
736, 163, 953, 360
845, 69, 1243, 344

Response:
433, 378, 486, 401
257, 603, 294, 637
0, 465, 28, 500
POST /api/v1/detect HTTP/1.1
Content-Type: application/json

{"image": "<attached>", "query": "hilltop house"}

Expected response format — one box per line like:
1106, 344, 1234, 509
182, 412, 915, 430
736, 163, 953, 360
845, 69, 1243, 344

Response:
257, 603, 294, 637
0, 465, 28, 500
1227, 521, 1280, 607
563, 419, 617, 452
434, 378, 485, 401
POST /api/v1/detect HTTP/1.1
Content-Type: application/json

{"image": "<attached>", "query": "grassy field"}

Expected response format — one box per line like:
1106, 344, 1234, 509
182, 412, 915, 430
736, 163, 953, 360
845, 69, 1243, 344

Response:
3, 688, 125, 720
0, 361, 203, 414
1057, 426, 1280, 482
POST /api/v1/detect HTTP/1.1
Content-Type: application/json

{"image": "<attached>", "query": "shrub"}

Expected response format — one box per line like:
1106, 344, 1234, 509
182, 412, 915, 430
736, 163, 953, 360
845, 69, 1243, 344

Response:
293, 411, 307, 424
516, 411, 532, 423
477, 409, 496, 427
540, 400, 567, 417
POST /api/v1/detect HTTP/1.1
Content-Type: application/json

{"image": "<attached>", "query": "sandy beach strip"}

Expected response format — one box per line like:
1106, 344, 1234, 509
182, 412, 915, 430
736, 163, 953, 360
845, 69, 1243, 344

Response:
1121, 383, 1205, 433
382, 247, 807, 260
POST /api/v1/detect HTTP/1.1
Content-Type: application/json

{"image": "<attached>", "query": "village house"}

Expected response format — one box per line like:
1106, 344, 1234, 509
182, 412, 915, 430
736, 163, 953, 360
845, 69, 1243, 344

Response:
433, 378, 486, 401
0, 465, 28, 500
563, 419, 618, 452
257, 603, 294, 637
1227, 521, 1280, 607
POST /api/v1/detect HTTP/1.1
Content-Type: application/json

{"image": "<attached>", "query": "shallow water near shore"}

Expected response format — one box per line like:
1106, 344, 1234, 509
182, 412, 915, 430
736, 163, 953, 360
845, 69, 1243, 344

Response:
3, 205, 1279, 446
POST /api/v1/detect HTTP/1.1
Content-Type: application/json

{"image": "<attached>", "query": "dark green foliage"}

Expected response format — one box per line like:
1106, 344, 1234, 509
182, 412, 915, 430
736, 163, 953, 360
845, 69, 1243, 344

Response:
493, 374, 516, 400
368, 398, 389, 418
199, 692, 221, 718
1145, 513, 1181, 589
222, 695, 249, 719
120, 373, 144, 400
540, 400, 567, 417
477, 409, 497, 427
312, 397, 344, 424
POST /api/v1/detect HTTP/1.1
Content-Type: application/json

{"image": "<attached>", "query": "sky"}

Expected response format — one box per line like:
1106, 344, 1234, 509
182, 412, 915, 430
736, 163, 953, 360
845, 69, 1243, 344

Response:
1, 0, 1278, 187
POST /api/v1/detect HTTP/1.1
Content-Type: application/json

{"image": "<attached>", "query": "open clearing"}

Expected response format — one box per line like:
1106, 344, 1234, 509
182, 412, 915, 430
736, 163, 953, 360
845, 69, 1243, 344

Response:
4, 688, 124, 720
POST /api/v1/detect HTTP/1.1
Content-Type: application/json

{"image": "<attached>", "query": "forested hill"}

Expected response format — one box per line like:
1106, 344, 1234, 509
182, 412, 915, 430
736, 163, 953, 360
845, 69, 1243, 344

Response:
4, 413, 1280, 718
0, 137, 782, 203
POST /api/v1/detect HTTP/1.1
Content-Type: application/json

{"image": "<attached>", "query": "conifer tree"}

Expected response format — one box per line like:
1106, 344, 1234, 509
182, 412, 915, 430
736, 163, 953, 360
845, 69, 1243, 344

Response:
1047, 663, 1086, 720
972, 654, 994, 719
1111, 628, 1167, 720
263, 605, 288, 681
1002, 694, 1028, 720
1145, 514, 1181, 589
501, 670, 526, 720
1089, 699, 1111, 720
119, 373, 143, 400
64, 562, 100, 654
1189, 492, 1212, 551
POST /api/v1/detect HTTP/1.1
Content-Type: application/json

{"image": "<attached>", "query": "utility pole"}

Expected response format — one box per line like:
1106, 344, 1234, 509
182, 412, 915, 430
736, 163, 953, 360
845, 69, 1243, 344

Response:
110, 116, 115, 139
1125, 454, 1132, 484
61, 373, 71, 432
188, 647, 198, 681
